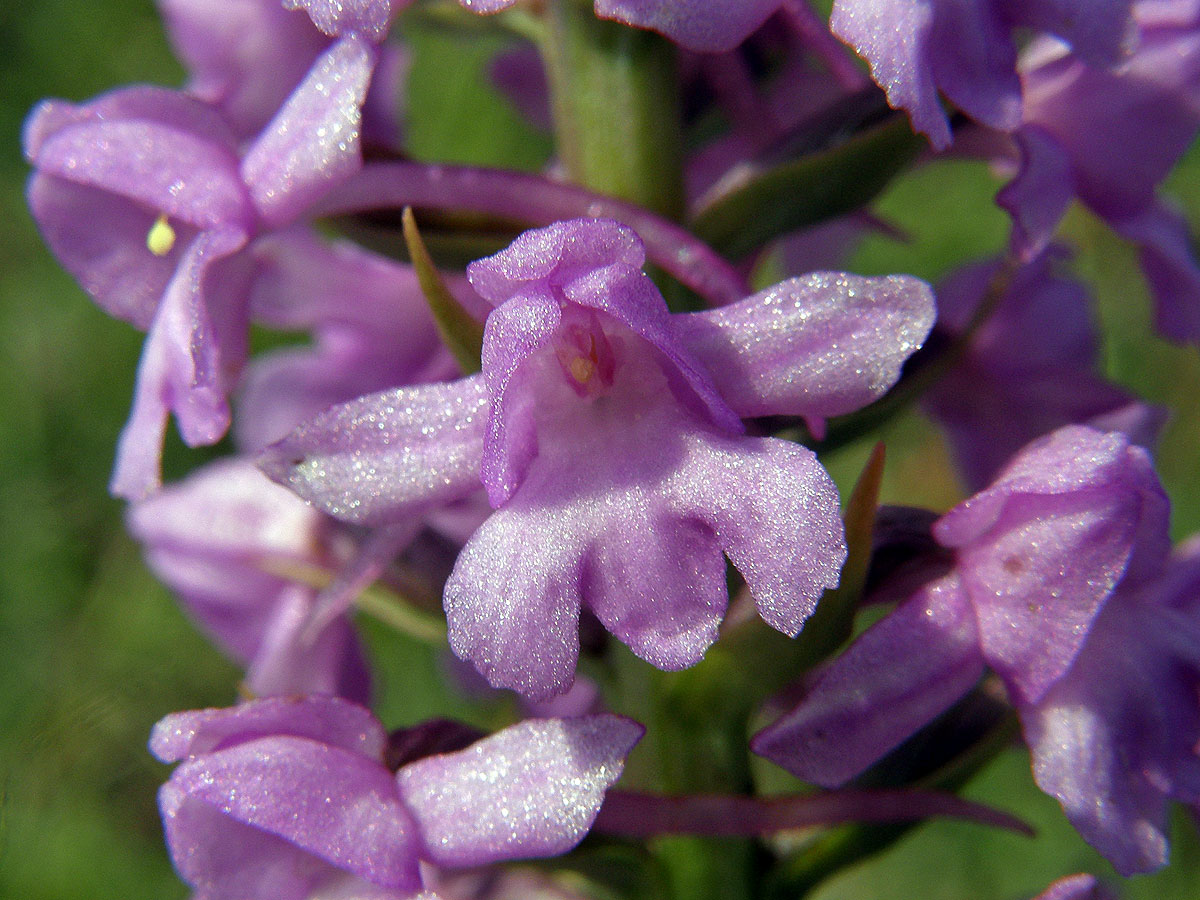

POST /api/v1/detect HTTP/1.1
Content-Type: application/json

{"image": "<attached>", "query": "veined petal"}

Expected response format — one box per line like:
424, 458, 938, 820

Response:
242, 35, 374, 228
398, 715, 643, 868
752, 576, 983, 786
258, 376, 489, 525
674, 272, 935, 421
163, 736, 421, 891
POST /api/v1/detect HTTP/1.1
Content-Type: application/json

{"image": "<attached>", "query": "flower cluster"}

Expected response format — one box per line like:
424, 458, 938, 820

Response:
23, 0, 1200, 898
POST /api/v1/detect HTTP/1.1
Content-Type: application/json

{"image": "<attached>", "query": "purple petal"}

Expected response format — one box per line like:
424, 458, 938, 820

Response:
479, 294, 563, 506
1112, 201, 1200, 344
924, 0, 1022, 131
258, 376, 489, 526
752, 576, 983, 786
594, 0, 782, 52
27, 94, 249, 230
831, 0, 950, 148
1031, 874, 1114, 900
1021, 595, 1200, 874
397, 715, 643, 867
26, 173, 187, 329
1011, 0, 1135, 66
283, 0, 395, 40
163, 736, 421, 890
158, 0, 330, 138
675, 272, 935, 421
997, 127, 1076, 261
150, 695, 386, 763
935, 426, 1170, 704
242, 35, 374, 228
110, 227, 249, 500
443, 498, 586, 700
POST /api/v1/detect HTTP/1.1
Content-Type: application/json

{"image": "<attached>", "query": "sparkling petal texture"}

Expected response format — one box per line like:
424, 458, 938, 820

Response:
593, 0, 783, 53
163, 736, 421, 891
751, 576, 984, 786
242, 35, 374, 228
1021, 541, 1200, 875
149, 695, 386, 763
934, 426, 1171, 704
674, 271, 935, 421
258, 376, 490, 525
284, 0, 396, 40
1032, 874, 1115, 900
397, 715, 643, 867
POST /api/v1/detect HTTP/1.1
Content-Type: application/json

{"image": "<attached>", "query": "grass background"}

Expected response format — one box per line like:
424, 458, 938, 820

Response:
0, 2, 1197, 898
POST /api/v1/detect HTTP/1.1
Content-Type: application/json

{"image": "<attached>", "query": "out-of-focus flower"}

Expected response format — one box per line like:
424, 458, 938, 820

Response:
924, 252, 1161, 490
832, 0, 1136, 148
128, 459, 371, 702
151, 696, 644, 899
997, 0, 1200, 341
260, 218, 935, 698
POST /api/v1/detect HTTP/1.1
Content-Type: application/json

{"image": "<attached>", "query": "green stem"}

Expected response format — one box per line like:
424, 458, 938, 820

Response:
540, 0, 685, 219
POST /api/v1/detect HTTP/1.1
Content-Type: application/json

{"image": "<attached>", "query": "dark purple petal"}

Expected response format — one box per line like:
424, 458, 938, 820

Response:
675, 272, 935, 420
935, 426, 1171, 704
397, 715, 643, 867
752, 576, 983, 785
925, 0, 1022, 131
1009, 0, 1135, 65
242, 35, 374, 228
150, 695, 386, 763
1112, 201, 1200, 344
594, 0, 783, 52
258, 376, 489, 525
997, 127, 1076, 261
163, 736, 421, 890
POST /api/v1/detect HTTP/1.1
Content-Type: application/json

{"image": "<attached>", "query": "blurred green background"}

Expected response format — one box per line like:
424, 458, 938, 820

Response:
1, 2, 1197, 898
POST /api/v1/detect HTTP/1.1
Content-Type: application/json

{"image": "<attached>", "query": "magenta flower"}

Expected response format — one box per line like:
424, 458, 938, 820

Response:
151, 696, 643, 899
261, 218, 935, 698
127, 459, 371, 702
25, 33, 375, 498
832, 0, 1135, 148
752, 426, 1168, 784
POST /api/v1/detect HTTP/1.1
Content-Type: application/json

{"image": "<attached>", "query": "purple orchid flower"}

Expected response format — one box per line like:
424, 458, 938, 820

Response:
237, 229, 461, 451
25, 32, 376, 499
751, 426, 1193, 873
127, 459, 372, 702
923, 252, 1161, 490
151, 695, 643, 899
157, 0, 407, 145
997, 0, 1200, 341
259, 218, 935, 699
831, 0, 1136, 148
